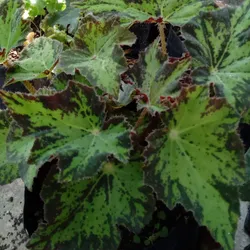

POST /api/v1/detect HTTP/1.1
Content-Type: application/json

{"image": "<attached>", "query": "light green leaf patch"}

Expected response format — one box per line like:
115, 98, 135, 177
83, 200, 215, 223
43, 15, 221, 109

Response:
144, 85, 245, 249
5, 37, 63, 85
0, 111, 19, 185
128, 38, 190, 113
0, 81, 131, 182
6, 121, 37, 190
0, 0, 30, 63
182, 2, 250, 112
58, 15, 136, 97
71, 0, 217, 26
27, 158, 155, 250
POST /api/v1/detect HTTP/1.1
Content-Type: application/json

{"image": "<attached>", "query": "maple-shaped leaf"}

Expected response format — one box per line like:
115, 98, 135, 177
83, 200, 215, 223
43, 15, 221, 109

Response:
0, 111, 19, 185
144, 85, 245, 249
128, 38, 190, 113
71, 0, 217, 26
5, 37, 63, 85
58, 15, 136, 97
0, 0, 30, 63
0, 81, 131, 182
27, 157, 155, 250
182, 2, 250, 112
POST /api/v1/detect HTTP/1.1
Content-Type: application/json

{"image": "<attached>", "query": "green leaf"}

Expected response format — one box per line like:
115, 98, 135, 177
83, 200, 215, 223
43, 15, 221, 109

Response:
182, 3, 250, 112
144, 85, 245, 249
58, 15, 136, 97
42, 5, 80, 34
0, 81, 132, 182
6, 121, 37, 190
0, 0, 30, 63
242, 108, 250, 124
0, 111, 19, 185
71, 0, 216, 26
246, 148, 250, 180
239, 149, 250, 202
24, 0, 66, 17
5, 37, 63, 85
128, 38, 190, 113
27, 157, 155, 250
51, 71, 92, 91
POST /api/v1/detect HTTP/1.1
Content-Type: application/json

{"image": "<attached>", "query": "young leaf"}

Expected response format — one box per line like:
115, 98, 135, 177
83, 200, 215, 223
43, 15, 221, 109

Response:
27, 158, 155, 250
58, 15, 136, 97
128, 38, 190, 113
71, 0, 217, 26
0, 0, 30, 63
144, 85, 245, 249
0, 81, 131, 182
182, 3, 250, 112
0, 111, 19, 185
5, 37, 63, 85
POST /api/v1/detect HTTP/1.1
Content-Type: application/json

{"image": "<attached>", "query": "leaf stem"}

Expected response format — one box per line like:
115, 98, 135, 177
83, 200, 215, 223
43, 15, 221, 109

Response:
135, 107, 148, 129
23, 80, 36, 94
158, 22, 167, 56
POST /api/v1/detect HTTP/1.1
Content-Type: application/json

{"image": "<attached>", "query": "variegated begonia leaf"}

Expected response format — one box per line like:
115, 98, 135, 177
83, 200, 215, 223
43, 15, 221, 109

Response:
27, 157, 154, 250
58, 15, 136, 97
144, 85, 245, 249
5, 37, 63, 85
0, 0, 30, 63
0, 110, 19, 185
0, 81, 131, 182
182, 2, 250, 112
127, 38, 190, 113
71, 0, 217, 26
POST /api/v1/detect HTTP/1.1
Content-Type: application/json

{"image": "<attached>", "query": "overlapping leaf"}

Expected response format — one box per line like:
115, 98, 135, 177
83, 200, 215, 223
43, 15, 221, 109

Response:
182, 2, 250, 112
42, 5, 80, 34
58, 15, 136, 97
71, 0, 217, 25
0, 81, 131, 182
27, 158, 154, 250
0, 111, 19, 185
51, 72, 92, 91
0, 0, 30, 63
128, 38, 190, 113
144, 85, 245, 249
5, 37, 63, 85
